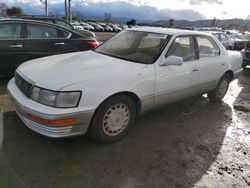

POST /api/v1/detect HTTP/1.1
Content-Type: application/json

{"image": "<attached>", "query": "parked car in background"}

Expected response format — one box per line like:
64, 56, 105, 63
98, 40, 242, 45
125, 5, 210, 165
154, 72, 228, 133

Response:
109, 24, 122, 32
19, 16, 96, 38
80, 22, 94, 31
224, 30, 247, 50
0, 19, 99, 74
99, 23, 113, 32
241, 41, 250, 69
71, 22, 84, 31
210, 31, 234, 50
240, 33, 250, 41
233, 37, 248, 51
8, 28, 242, 143
88, 22, 104, 32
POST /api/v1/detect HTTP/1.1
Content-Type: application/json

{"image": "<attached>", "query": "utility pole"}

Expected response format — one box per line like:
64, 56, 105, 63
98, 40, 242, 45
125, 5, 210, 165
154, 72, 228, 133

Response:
68, 0, 71, 22
40, 0, 48, 17
65, 0, 68, 20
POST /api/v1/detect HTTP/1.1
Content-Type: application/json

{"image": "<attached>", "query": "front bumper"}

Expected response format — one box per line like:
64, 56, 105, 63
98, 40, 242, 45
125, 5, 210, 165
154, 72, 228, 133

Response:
7, 78, 95, 138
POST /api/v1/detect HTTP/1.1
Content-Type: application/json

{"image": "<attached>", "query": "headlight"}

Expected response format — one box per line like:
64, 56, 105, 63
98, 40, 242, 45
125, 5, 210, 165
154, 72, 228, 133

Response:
30, 86, 81, 108
56, 92, 81, 108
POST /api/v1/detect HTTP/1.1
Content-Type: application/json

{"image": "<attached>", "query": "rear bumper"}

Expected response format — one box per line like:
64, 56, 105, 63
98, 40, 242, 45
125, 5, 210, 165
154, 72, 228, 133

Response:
7, 78, 95, 138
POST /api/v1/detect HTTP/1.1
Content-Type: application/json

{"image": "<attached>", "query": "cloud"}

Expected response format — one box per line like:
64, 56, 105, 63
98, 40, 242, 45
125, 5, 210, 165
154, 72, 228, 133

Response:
4, 0, 205, 21
190, 0, 223, 5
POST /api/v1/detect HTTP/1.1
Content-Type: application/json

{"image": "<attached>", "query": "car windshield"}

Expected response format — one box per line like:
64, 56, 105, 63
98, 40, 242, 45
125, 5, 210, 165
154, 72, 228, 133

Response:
95, 30, 168, 64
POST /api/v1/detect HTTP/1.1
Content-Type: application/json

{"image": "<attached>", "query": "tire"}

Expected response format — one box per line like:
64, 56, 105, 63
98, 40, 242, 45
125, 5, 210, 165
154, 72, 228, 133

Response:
243, 64, 247, 70
88, 95, 136, 144
208, 74, 230, 102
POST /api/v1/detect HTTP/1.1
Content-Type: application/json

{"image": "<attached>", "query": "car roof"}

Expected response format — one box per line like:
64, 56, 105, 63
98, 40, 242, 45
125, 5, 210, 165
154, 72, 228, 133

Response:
0, 18, 84, 35
18, 16, 64, 21
203, 31, 225, 34
0, 18, 69, 30
127, 27, 211, 36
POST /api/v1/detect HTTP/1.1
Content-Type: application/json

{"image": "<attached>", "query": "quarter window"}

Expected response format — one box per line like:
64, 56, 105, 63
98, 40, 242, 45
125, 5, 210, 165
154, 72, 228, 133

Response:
197, 36, 220, 59
27, 24, 58, 39
0, 23, 21, 38
167, 36, 195, 62
55, 20, 73, 30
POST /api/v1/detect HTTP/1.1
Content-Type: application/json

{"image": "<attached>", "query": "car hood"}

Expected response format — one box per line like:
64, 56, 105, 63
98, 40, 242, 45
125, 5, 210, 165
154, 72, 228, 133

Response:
17, 51, 147, 91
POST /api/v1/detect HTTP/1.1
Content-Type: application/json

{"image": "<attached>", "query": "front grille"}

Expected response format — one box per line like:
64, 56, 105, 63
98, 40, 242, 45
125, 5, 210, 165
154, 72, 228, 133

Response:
15, 72, 32, 97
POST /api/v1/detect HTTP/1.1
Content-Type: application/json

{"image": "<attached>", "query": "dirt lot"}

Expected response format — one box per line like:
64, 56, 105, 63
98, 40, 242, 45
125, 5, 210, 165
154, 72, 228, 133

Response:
0, 34, 249, 187
95, 32, 116, 42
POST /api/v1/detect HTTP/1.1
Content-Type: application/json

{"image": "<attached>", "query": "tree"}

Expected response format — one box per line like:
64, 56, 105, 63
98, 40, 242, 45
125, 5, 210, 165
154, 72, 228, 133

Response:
126, 19, 136, 26
169, 19, 175, 28
0, 3, 8, 17
7, 7, 24, 16
104, 12, 112, 22
211, 17, 216, 27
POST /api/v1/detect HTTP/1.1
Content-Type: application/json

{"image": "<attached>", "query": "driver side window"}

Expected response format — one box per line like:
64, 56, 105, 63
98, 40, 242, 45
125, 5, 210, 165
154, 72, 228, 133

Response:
167, 36, 195, 62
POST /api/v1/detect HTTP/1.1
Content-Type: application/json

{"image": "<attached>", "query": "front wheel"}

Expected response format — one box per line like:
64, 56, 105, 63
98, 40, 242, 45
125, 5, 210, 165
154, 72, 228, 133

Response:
88, 95, 136, 144
208, 74, 230, 102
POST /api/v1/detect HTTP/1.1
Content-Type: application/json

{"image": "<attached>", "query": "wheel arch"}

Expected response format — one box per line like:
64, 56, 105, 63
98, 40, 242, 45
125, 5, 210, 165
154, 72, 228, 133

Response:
224, 70, 234, 82
87, 91, 142, 134
90, 91, 141, 119
98, 91, 142, 114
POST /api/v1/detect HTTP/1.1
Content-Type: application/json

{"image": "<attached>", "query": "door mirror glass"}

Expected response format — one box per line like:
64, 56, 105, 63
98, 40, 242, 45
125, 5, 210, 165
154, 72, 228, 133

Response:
160, 55, 183, 66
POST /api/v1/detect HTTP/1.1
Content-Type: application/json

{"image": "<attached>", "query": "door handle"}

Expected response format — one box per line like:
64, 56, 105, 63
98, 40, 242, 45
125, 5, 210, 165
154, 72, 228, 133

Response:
9, 44, 23, 48
192, 69, 199, 72
54, 42, 65, 46
221, 63, 225, 66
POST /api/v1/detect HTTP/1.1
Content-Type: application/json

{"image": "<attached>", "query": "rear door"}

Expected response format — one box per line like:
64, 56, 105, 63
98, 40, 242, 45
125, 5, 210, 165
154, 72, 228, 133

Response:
154, 35, 200, 106
195, 35, 225, 92
23, 23, 68, 60
0, 22, 25, 73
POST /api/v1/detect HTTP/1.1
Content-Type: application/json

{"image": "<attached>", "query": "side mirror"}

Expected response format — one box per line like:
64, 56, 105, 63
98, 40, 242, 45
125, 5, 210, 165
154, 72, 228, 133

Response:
160, 56, 183, 66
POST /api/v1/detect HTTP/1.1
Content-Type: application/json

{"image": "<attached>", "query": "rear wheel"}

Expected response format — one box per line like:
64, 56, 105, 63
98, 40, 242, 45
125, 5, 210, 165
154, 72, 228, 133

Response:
89, 95, 136, 144
208, 74, 230, 102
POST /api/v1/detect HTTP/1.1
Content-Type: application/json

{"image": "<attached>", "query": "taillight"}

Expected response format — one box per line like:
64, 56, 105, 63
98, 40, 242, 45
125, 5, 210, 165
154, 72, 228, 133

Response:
87, 41, 99, 48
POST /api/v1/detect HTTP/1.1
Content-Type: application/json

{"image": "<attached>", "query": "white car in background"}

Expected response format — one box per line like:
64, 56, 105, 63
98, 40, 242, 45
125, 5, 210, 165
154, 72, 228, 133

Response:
209, 31, 234, 50
8, 28, 243, 143
71, 22, 84, 31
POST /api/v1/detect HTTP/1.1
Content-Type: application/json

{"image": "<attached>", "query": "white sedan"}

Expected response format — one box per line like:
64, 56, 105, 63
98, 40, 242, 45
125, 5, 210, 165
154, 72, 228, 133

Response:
8, 28, 243, 143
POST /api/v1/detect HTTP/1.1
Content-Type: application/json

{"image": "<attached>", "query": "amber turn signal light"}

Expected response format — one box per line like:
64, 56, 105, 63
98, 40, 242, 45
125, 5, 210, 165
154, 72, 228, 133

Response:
27, 113, 76, 126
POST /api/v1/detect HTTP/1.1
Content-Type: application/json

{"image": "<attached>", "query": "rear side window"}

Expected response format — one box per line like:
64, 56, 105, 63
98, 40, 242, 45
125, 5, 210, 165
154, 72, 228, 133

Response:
197, 36, 220, 59
167, 36, 195, 62
0, 23, 21, 39
27, 24, 58, 39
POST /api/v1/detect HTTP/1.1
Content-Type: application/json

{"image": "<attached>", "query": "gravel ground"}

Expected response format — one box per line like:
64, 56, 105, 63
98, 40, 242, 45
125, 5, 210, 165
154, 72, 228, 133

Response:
0, 34, 249, 187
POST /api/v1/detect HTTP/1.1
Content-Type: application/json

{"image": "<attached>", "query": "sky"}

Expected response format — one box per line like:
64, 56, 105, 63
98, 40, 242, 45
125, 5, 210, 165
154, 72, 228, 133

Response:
3, 0, 250, 20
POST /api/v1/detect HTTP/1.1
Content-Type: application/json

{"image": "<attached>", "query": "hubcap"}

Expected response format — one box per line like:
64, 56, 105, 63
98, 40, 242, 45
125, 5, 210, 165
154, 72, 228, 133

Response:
217, 79, 228, 98
102, 103, 130, 136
